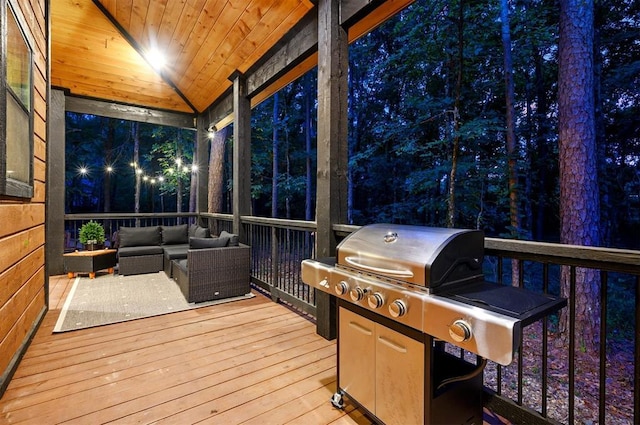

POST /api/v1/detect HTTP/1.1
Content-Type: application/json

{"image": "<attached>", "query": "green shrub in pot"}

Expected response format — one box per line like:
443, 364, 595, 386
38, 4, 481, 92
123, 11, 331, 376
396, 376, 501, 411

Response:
78, 220, 106, 250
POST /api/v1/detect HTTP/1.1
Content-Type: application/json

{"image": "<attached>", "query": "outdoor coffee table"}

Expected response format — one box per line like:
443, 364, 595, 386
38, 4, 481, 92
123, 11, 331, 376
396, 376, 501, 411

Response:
63, 249, 117, 279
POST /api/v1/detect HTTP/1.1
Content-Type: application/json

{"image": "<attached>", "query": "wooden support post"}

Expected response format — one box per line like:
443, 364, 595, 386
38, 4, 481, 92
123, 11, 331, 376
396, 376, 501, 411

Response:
46, 89, 67, 276
315, 0, 349, 340
230, 71, 252, 243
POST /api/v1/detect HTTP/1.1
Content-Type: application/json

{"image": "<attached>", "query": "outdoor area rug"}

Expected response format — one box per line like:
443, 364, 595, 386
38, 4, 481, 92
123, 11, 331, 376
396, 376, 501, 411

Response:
53, 271, 254, 333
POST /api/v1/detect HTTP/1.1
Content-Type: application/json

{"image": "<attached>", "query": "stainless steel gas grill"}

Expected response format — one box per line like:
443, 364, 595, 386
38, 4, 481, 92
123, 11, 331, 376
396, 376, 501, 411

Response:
301, 224, 566, 425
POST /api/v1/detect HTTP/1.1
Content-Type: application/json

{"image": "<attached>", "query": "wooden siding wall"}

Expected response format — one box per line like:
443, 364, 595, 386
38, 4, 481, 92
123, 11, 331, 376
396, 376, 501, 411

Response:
0, 0, 48, 395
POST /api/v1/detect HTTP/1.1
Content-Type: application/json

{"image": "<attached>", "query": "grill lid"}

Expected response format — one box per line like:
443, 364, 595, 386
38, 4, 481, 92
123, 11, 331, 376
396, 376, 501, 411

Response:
336, 224, 484, 290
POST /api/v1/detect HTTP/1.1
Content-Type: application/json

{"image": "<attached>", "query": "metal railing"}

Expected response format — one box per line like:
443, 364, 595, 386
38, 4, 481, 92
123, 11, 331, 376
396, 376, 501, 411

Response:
481, 238, 640, 424
61, 213, 640, 424
200, 213, 317, 316
64, 213, 198, 251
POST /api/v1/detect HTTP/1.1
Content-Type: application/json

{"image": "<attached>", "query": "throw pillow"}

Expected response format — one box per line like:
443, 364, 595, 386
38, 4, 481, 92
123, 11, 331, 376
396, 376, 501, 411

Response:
189, 236, 229, 249
189, 224, 210, 238
161, 224, 188, 245
118, 226, 162, 247
219, 230, 240, 246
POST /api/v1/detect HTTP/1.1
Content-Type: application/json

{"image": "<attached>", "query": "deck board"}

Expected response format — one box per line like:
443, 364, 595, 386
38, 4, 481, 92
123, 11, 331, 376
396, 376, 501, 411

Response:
0, 275, 507, 424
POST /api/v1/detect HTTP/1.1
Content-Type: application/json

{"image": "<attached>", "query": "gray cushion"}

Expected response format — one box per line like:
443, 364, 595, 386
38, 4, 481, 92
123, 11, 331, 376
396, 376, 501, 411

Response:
219, 230, 239, 247
163, 244, 189, 259
189, 236, 229, 249
118, 226, 162, 247
189, 224, 210, 238
174, 259, 188, 273
117, 245, 164, 257
161, 224, 188, 245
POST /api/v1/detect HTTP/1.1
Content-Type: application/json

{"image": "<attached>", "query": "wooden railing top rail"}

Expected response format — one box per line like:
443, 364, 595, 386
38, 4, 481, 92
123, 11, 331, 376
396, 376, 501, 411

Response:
65, 214, 640, 274
333, 222, 640, 275
485, 237, 640, 274
65, 212, 197, 220
240, 215, 317, 231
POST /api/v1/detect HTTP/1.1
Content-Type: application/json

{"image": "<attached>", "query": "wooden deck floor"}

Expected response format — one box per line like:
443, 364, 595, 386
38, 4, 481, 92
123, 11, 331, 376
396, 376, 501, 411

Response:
0, 275, 508, 424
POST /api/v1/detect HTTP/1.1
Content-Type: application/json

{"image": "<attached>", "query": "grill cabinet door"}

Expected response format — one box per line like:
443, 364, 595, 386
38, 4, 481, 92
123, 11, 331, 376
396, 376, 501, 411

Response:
338, 307, 375, 411
339, 306, 425, 425
375, 324, 425, 425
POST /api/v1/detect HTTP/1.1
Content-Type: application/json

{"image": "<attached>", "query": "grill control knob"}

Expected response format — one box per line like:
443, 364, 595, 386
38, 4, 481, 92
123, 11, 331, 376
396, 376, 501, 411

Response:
449, 320, 472, 343
389, 299, 407, 318
350, 287, 366, 302
335, 281, 349, 296
367, 292, 384, 309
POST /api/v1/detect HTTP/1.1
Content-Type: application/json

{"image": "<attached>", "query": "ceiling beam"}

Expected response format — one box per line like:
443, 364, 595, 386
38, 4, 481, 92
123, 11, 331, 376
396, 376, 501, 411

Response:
202, 0, 414, 130
65, 95, 196, 129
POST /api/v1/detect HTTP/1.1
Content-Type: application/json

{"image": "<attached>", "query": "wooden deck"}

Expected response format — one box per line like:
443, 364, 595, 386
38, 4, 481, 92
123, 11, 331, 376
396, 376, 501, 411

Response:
0, 275, 508, 424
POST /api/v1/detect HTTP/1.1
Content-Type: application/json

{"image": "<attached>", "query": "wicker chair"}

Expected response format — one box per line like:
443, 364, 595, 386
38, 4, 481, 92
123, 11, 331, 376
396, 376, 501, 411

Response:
172, 244, 251, 303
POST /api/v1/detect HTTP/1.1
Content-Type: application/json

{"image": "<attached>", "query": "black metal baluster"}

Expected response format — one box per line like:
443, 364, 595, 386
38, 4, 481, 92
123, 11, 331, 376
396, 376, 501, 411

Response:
635, 275, 640, 425
599, 270, 607, 424
569, 266, 576, 424
542, 262, 549, 418
497, 256, 503, 396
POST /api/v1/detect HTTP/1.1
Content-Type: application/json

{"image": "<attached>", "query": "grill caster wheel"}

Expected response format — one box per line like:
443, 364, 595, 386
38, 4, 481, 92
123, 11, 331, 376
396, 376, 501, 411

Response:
331, 392, 344, 409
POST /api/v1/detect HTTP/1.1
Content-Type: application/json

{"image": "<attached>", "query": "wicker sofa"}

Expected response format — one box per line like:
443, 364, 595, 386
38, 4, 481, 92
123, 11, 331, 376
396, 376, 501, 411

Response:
116, 224, 209, 276
171, 233, 251, 303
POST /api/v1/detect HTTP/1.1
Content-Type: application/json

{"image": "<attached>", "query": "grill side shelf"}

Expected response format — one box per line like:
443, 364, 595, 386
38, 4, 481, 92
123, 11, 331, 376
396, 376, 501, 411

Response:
444, 281, 567, 327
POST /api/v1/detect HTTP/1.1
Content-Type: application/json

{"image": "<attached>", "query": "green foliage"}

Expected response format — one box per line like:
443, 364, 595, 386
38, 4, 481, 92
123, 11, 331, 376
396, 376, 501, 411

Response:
64, 0, 639, 251
78, 220, 105, 244
148, 126, 195, 203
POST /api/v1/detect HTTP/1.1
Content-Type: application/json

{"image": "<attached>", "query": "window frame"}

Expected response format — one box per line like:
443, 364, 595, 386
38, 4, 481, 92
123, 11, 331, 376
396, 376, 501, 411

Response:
0, 0, 35, 199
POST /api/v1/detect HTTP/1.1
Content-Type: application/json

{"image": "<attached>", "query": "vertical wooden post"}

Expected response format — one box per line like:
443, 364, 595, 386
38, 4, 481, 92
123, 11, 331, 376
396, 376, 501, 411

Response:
315, 0, 349, 340
46, 89, 67, 276
230, 71, 252, 243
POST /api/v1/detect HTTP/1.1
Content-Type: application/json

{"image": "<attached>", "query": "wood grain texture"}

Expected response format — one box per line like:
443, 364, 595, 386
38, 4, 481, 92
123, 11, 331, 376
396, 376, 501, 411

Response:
0, 279, 365, 424
0, 0, 47, 397
52, 0, 314, 113
51, 0, 415, 117
51, 0, 193, 113
0, 277, 507, 424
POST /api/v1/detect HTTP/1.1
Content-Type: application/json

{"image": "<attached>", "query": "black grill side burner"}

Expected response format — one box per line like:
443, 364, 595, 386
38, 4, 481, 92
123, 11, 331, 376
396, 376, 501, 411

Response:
301, 224, 566, 425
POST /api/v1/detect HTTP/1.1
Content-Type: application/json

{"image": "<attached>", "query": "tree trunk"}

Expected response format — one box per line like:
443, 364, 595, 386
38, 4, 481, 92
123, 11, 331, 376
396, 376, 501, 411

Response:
501, 0, 519, 236
132, 122, 141, 216
102, 118, 114, 213
208, 127, 228, 214
176, 138, 183, 215
534, 45, 551, 241
500, 0, 521, 287
447, 1, 464, 228
558, 0, 601, 352
304, 74, 314, 222
272, 93, 280, 218
188, 129, 197, 213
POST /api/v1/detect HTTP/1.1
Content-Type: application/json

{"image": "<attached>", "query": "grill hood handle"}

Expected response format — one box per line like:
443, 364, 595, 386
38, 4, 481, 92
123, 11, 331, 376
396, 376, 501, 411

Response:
344, 256, 414, 278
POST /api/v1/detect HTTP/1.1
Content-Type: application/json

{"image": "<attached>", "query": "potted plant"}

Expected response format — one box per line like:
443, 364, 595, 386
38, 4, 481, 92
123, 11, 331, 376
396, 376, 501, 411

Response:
79, 220, 106, 251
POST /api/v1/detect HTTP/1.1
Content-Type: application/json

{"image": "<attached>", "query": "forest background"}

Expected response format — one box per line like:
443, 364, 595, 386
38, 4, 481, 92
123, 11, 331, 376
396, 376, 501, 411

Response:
66, 0, 639, 251
63, 1, 639, 420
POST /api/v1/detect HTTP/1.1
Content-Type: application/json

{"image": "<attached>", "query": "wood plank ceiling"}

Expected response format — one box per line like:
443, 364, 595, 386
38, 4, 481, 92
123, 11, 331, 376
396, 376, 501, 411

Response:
51, 0, 315, 114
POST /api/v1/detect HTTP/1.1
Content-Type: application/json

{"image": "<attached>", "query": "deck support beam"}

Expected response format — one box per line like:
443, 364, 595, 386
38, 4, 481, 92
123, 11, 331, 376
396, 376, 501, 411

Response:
230, 71, 252, 243
315, 0, 349, 340
46, 89, 67, 276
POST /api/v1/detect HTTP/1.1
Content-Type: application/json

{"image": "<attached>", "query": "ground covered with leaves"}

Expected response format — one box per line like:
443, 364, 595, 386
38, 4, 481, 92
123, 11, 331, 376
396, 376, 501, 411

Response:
480, 322, 633, 424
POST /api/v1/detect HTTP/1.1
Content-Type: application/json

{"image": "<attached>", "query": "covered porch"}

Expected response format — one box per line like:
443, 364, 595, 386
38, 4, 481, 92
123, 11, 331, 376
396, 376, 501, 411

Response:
0, 0, 638, 424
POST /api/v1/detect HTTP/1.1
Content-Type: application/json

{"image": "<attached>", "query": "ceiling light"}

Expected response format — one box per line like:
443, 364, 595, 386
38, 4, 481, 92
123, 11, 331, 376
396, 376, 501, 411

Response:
146, 48, 166, 70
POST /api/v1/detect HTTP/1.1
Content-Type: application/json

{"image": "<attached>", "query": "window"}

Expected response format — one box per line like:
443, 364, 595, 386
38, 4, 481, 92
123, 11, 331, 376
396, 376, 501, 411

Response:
1, 0, 34, 198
